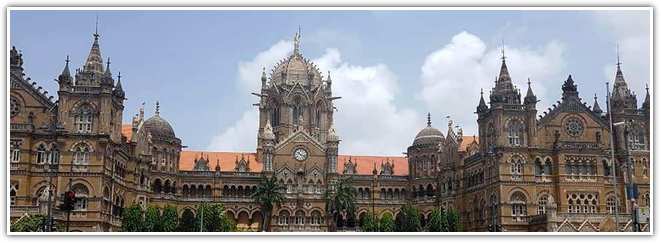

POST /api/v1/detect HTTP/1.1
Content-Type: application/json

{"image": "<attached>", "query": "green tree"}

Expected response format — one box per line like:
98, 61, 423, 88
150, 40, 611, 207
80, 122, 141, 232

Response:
324, 176, 357, 232
395, 204, 422, 232
251, 175, 285, 232
121, 204, 144, 232
10, 214, 46, 232
160, 205, 179, 232
177, 208, 197, 232
143, 205, 161, 232
447, 208, 463, 232
427, 208, 444, 232
379, 213, 395, 232
197, 203, 236, 232
359, 212, 379, 232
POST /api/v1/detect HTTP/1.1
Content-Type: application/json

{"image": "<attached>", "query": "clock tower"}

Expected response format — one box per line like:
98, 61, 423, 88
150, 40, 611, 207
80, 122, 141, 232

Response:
254, 31, 340, 229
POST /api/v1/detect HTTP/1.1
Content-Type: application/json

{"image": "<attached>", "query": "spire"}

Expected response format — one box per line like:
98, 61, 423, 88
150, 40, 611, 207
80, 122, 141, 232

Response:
59, 55, 72, 79
477, 88, 488, 112
104, 57, 112, 77
427, 112, 432, 127
497, 39, 512, 88
155, 101, 160, 116
592, 93, 603, 114
84, 20, 104, 76
113, 72, 125, 98
524, 78, 537, 105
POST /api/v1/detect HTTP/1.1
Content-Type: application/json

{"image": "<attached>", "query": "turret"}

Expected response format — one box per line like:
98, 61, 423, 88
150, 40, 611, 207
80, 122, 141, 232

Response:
57, 55, 73, 87
592, 94, 603, 114
113, 72, 125, 99
524, 78, 538, 107
476, 89, 488, 114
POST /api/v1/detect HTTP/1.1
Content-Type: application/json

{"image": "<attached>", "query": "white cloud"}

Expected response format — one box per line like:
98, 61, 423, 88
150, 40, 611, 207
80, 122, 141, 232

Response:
208, 40, 293, 152
314, 48, 420, 156
209, 41, 420, 156
594, 12, 651, 100
419, 31, 566, 135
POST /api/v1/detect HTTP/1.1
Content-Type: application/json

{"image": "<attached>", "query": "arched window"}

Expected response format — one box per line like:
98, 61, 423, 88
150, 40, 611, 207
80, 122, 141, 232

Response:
508, 120, 523, 146
510, 157, 523, 181
606, 195, 617, 214
36, 144, 47, 164
153, 179, 162, 194
279, 211, 290, 225
295, 210, 305, 225
48, 144, 60, 165
311, 210, 322, 225
510, 192, 527, 222
544, 158, 552, 175
74, 105, 93, 133
72, 144, 91, 170
537, 194, 549, 215
10, 140, 22, 163
72, 183, 89, 211
534, 158, 543, 176
270, 106, 280, 128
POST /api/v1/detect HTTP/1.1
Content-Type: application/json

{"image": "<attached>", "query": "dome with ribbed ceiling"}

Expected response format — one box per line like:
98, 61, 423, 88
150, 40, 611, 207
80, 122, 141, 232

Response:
412, 113, 444, 147
269, 30, 323, 87
142, 102, 176, 139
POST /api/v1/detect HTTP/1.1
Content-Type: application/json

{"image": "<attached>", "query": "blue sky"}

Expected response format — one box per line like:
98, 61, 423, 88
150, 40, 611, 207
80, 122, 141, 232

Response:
9, 10, 650, 155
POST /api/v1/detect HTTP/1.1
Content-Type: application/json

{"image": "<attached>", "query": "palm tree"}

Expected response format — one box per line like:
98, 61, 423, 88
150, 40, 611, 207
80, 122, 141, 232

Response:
251, 175, 285, 232
325, 176, 357, 232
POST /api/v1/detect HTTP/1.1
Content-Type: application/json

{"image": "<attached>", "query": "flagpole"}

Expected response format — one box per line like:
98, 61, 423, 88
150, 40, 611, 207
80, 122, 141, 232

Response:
606, 82, 621, 232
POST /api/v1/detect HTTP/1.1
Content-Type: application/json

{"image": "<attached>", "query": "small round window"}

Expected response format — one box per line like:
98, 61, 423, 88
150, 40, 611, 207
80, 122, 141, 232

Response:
564, 117, 584, 137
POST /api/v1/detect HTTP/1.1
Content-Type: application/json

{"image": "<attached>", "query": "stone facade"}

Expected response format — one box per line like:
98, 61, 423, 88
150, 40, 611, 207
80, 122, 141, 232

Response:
9, 30, 650, 232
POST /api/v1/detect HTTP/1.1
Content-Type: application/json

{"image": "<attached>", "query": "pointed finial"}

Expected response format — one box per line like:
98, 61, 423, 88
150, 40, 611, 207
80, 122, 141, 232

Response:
646, 83, 649, 93
155, 101, 160, 115
94, 14, 100, 39
118, 71, 121, 81
527, 78, 531, 87
480, 88, 484, 96
293, 27, 301, 53
65, 55, 70, 64
616, 43, 621, 68
427, 112, 432, 127
501, 38, 506, 62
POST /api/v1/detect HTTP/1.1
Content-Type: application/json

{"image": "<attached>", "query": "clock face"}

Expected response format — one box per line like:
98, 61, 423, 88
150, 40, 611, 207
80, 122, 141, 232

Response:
293, 148, 308, 161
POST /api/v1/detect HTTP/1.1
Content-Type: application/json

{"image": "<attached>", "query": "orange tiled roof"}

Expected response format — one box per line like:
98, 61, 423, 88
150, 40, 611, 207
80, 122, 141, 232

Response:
121, 124, 133, 141
337, 155, 408, 176
459, 135, 479, 152
179, 151, 261, 172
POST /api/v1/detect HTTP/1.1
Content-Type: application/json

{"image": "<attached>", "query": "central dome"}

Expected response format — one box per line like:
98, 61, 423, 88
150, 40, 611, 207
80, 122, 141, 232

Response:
412, 114, 444, 146
413, 126, 444, 147
269, 31, 323, 87
143, 114, 176, 139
